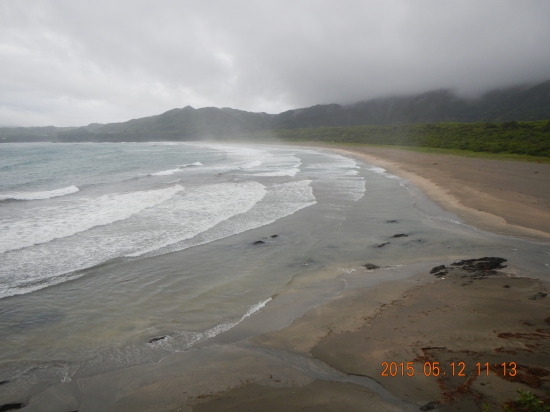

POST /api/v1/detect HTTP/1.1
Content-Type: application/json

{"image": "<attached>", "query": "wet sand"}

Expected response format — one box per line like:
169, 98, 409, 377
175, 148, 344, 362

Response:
12, 145, 550, 411
325, 144, 550, 242
190, 146, 550, 411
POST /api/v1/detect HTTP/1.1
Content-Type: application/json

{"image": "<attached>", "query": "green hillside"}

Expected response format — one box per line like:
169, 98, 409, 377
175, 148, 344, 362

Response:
253, 120, 550, 158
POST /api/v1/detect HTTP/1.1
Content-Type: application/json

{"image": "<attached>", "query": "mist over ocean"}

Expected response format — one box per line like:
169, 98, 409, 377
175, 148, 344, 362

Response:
1, 142, 548, 402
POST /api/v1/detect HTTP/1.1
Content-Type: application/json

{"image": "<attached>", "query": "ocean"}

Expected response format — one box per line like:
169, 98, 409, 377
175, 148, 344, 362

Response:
1, 142, 549, 405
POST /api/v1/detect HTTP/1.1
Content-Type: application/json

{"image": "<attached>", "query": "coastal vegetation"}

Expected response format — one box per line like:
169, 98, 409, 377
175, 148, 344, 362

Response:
255, 120, 550, 159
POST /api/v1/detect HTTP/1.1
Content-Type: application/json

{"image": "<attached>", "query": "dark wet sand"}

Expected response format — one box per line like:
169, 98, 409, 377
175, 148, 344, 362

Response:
190, 146, 550, 412
194, 265, 550, 411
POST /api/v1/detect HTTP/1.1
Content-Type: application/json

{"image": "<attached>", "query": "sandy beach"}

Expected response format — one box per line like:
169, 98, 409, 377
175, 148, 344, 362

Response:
326, 145, 550, 242
10, 144, 550, 412
190, 146, 550, 411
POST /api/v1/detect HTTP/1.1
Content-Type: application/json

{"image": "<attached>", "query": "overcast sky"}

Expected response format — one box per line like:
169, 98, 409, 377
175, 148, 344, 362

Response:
1, 0, 550, 127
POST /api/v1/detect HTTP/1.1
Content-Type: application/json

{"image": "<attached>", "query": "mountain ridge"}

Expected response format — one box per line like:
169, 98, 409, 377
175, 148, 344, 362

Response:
1, 80, 550, 142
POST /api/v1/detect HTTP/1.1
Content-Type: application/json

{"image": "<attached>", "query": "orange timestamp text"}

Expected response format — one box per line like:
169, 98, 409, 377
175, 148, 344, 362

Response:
381, 361, 517, 377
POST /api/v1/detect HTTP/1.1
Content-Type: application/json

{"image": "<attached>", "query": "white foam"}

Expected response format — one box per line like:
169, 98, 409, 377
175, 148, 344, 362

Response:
241, 160, 263, 169
125, 181, 267, 257
301, 151, 366, 202
150, 168, 181, 176
202, 298, 271, 341
0, 185, 79, 201
253, 167, 300, 177
152, 163, 202, 176
249, 154, 302, 177
156, 297, 273, 350
0, 185, 184, 254
137, 180, 317, 259
179, 162, 203, 167
366, 165, 401, 180
338, 268, 356, 274
199, 297, 272, 340
367, 166, 387, 175
188, 143, 272, 172
0, 182, 266, 298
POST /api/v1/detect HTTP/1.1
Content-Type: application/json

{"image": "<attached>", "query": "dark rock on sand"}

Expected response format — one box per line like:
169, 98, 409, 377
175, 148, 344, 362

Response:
386, 220, 398, 223
420, 400, 439, 411
363, 263, 380, 270
376, 242, 390, 248
504, 285, 510, 288
253, 240, 265, 245
431, 258, 507, 284
451, 257, 507, 271
430, 265, 446, 274
148, 336, 167, 344
0, 404, 25, 412
270, 235, 278, 238
0, 380, 8, 386
529, 292, 548, 300
392, 233, 408, 238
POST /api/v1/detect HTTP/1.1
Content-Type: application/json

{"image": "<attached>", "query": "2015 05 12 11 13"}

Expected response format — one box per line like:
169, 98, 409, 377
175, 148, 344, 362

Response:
381, 361, 517, 377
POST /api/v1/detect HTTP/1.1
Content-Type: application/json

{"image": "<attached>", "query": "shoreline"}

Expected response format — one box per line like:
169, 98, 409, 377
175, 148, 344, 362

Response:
310, 143, 550, 243
12, 143, 550, 411
190, 145, 550, 410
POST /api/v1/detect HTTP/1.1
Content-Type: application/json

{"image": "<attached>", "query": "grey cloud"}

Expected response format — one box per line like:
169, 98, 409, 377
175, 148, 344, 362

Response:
1, 0, 549, 126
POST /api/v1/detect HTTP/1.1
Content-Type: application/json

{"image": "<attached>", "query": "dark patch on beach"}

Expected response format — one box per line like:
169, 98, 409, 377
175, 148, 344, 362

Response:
492, 364, 550, 388
450, 257, 507, 271
270, 234, 278, 238
385, 220, 399, 223
430, 265, 446, 274
0, 380, 8, 386
392, 233, 408, 238
376, 242, 389, 248
431, 257, 508, 284
363, 263, 379, 270
420, 401, 440, 411
148, 336, 167, 344
252, 240, 265, 245
0, 403, 25, 412
497, 331, 550, 340
529, 292, 548, 300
